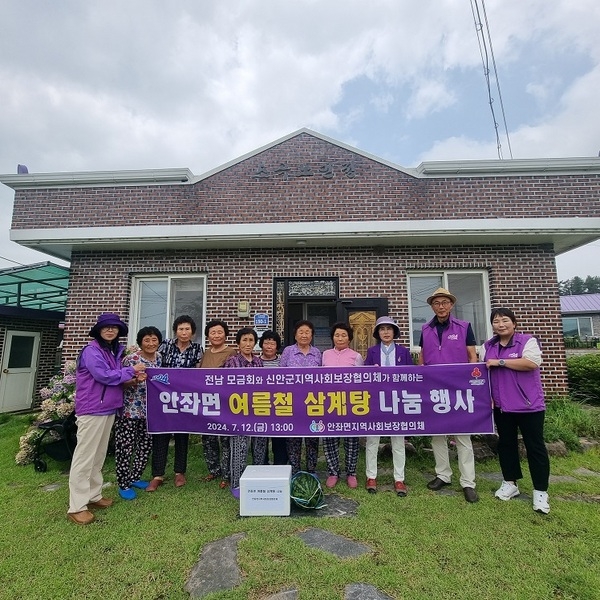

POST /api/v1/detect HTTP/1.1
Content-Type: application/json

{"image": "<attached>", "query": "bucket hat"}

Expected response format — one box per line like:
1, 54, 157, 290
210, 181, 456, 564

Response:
89, 313, 128, 337
373, 316, 400, 340
426, 287, 457, 305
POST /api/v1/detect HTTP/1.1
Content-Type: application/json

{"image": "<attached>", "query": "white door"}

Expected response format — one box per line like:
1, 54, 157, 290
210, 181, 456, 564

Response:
0, 331, 40, 413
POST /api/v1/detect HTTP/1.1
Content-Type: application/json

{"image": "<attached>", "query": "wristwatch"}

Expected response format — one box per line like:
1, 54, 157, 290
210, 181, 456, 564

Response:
498, 359, 506, 367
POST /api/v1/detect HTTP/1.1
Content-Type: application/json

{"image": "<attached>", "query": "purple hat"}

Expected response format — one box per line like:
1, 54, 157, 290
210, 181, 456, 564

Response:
89, 313, 128, 338
373, 316, 400, 340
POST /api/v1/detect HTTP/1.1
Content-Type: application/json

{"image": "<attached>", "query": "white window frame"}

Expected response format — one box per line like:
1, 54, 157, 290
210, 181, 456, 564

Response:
407, 270, 492, 353
562, 316, 594, 338
129, 274, 207, 345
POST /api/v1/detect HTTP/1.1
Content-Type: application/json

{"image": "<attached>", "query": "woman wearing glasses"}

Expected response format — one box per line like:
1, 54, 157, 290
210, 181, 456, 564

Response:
67, 313, 146, 525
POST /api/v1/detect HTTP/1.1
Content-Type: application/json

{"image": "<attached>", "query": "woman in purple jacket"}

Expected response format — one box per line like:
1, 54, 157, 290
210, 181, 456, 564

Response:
364, 316, 413, 496
67, 313, 146, 525
480, 307, 550, 514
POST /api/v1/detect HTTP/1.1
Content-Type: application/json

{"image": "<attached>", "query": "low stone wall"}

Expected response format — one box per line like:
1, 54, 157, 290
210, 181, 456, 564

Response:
565, 348, 600, 359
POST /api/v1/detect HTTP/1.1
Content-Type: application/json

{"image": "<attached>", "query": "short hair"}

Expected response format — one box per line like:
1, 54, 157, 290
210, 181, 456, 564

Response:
293, 320, 315, 336
172, 315, 196, 334
235, 327, 258, 344
204, 319, 229, 337
136, 326, 163, 346
259, 330, 282, 350
490, 307, 517, 325
330, 321, 353, 341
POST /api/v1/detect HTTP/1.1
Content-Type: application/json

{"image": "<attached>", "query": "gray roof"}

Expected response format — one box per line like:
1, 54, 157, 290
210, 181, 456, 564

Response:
560, 294, 600, 314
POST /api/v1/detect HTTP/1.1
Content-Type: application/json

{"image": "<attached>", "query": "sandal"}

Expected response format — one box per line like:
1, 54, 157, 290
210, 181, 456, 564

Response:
202, 474, 218, 482
219, 480, 229, 489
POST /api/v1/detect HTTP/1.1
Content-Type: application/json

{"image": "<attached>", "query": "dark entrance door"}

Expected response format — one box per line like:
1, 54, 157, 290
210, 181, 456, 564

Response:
286, 300, 337, 351
273, 278, 388, 357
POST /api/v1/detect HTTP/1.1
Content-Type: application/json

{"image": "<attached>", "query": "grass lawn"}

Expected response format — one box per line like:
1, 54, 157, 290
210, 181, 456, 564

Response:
1, 414, 600, 600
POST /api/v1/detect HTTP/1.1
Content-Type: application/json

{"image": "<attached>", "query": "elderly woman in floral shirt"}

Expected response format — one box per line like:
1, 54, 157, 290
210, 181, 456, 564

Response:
147, 315, 203, 491
114, 326, 163, 500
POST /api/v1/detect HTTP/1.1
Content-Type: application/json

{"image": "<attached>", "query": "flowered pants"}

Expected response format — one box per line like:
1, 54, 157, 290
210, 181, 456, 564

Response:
230, 436, 268, 489
323, 437, 359, 477
202, 435, 230, 480
286, 437, 319, 475
114, 417, 152, 489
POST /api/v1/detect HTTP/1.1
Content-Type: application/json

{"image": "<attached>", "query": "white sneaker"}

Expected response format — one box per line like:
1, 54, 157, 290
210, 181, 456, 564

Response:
495, 480, 520, 501
533, 490, 550, 514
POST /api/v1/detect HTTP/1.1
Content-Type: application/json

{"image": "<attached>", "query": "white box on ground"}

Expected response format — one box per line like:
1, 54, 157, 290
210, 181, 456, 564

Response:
239, 465, 292, 516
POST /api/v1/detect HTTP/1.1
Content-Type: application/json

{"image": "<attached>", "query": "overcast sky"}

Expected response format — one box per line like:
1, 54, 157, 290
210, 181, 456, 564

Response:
1, 0, 598, 280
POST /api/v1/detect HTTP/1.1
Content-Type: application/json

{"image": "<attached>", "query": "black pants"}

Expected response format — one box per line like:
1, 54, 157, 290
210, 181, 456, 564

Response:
493, 408, 549, 491
270, 437, 288, 465
151, 433, 189, 477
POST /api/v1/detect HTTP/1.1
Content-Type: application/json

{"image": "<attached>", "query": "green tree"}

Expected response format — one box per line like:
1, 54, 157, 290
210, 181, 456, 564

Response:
558, 275, 600, 295
584, 275, 600, 294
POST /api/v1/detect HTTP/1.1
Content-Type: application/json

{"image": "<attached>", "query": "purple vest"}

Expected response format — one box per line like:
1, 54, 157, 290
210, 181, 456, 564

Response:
364, 343, 413, 366
483, 333, 545, 412
421, 315, 471, 365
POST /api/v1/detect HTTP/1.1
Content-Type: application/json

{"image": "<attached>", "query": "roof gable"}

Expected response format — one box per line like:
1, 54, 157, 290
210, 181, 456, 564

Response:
189, 128, 419, 184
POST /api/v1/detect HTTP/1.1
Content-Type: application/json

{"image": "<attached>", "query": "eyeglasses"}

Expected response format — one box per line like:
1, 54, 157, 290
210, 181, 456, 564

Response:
101, 325, 119, 330
431, 300, 452, 307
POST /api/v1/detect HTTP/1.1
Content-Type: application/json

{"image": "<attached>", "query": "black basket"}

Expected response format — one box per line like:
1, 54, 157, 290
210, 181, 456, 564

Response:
32, 412, 77, 472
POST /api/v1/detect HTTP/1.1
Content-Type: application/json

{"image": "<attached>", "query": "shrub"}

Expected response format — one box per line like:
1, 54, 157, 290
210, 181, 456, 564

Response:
567, 354, 600, 405
544, 397, 600, 451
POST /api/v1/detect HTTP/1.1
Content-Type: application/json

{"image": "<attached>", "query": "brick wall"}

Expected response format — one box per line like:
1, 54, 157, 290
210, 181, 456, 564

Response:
64, 244, 568, 395
10, 133, 600, 229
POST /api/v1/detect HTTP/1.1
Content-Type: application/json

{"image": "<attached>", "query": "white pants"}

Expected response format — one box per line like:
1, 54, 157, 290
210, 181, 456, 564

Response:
68, 414, 115, 513
431, 435, 476, 488
365, 436, 406, 482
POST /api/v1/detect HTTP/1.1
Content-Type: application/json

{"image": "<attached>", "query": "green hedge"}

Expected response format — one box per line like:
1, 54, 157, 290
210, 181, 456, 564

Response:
567, 354, 600, 405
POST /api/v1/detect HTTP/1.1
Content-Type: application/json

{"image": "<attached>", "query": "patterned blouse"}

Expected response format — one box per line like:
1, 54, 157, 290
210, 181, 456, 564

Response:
279, 344, 322, 367
122, 352, 162, 419
223, 353, 264, 368
158, 338, 204, 369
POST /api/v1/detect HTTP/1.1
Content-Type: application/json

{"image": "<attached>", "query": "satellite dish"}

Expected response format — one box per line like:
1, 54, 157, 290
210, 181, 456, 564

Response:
17, 164, 29, 174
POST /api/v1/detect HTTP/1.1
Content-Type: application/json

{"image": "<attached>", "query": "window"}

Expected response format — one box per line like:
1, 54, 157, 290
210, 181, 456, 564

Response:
130, 275, 206, 343
562, 316, 593, 338
408, 271, 490, 348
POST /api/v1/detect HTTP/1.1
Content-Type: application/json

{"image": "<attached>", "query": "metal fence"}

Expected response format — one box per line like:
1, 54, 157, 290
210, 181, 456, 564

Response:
564, 336, 600, 349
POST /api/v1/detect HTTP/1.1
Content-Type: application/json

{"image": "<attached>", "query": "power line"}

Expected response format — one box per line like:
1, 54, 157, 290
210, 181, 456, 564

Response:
470, 0, 513, 159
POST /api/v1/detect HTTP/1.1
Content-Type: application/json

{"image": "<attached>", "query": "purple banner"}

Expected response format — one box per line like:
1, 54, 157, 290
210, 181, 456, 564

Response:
146, 363, 493, 437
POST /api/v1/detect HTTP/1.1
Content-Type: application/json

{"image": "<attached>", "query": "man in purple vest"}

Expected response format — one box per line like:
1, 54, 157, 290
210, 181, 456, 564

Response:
418, 287, 479, 503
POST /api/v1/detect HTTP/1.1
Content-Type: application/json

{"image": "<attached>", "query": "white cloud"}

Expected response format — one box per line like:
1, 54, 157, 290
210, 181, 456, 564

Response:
405, 80, 457, 120
370, 92, 394, 114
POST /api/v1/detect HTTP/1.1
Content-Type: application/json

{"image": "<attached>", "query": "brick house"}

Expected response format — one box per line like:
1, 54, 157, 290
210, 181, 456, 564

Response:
561, 294, 600, 357
2, 129, 600, 397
